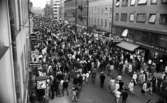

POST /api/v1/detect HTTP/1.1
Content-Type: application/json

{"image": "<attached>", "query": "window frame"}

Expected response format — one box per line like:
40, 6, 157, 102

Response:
159, 14, 167, 25
161, 0, 167, 4
130, 0, 136, 6
137, 0, 147, 5
115, 13, 119, 21
148, 13, 156, 24
122, 0, 129, 7
136, 13, 146, 23
115, 0, 120, 7
150, 0, 157, 4
129, 13, 135, 22
121, 13, 128, 22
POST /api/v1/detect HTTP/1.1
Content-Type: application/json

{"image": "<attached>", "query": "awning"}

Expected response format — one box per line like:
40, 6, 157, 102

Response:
116, 41, 139, 51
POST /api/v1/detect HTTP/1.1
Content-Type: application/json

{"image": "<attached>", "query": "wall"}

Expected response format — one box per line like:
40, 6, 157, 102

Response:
0, 0, 17, 103
113, 0, 167, 34
89, 0, 113, 32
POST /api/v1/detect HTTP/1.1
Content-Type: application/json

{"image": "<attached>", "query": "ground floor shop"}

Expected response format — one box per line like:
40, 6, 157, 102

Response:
112, 26, 167, 67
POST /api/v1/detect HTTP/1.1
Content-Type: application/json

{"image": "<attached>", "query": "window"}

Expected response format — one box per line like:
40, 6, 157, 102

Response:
159, 14, 167, 25
116, 0, 120, 7
105, 19, 107, 27
138, 0, 147, 5
101, 19, 103, 26
122, 0, 129, 6
148, 14, 156, 24
115, 13, 119, 21
129, 13, 135, 22
130, 0, 136, 5
151, 0, 157, 4
162, 0, 167, 4
136, 13, 146, 23
121, 13, 127, 22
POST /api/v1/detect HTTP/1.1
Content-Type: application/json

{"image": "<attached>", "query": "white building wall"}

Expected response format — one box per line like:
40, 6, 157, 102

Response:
0, 0, 30, 103
0, 0, 17, 103
89, 0, 113, 32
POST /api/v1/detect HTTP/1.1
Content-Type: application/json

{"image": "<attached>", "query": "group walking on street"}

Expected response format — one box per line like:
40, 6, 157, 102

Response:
29, 16, 167, 103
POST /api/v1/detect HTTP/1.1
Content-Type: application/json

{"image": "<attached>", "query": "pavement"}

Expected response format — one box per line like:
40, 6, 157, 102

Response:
49, 70, 160, 103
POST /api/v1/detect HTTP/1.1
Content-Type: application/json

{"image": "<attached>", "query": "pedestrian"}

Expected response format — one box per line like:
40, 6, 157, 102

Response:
119, 80, 124, 92
100, 72, 106, 88
63, 79, 69, 96
114, 90, 121, 103
128, 80, 135, 95
121, 88, 128, 103
132, 71, 138, 85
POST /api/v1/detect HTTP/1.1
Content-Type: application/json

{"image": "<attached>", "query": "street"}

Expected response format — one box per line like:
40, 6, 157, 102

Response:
49, 70, 159, 103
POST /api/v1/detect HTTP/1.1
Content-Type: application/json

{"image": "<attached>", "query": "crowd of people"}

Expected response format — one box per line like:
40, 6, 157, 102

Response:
29, 16, 167, 103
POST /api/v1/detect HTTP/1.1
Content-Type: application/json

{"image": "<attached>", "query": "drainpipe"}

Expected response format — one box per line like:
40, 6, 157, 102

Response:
87, 0, 89, 33
111, 0, 114, 34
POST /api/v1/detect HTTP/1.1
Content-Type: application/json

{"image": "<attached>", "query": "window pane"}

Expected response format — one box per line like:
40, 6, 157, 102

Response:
151, 0, 157, 4
149, 14, 156, 23
131, 0, 136, 5
160, 14, 167, 25
136, 13, 146, 23
138, 0, 147, 4
121, 13, 127, 22
129, 14, 135, 21
122, 0, 128, 6
116, 0, 120, 6
162, 0, 167, 3
115, 13, 119, 21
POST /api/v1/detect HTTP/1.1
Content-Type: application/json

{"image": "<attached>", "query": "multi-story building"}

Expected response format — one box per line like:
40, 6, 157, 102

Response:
59, 0, 65, 20
64, 0, 76, 23
89, 0, 113, 33
52, 0, 61, 20
0, 0, 31, 103
113, 0, 167, 61
44, 3, 53, 18
64, 0, 89, 27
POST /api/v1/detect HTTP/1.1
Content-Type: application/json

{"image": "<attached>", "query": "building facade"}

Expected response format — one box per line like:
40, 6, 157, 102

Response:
113, 0, 167, 59
44, 3, 53, 18
89, 0, 113, 32
0, 0, 31, 103
51, 0, 65, 20
52, 0, 61, 20
64, 0, 88, 27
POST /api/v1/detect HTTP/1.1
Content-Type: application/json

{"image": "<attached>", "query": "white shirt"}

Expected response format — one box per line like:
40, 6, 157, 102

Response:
86, 73, 89, 78
115, 90, 121, 98
132, 73, 137, 80
115, 83, 120, 91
